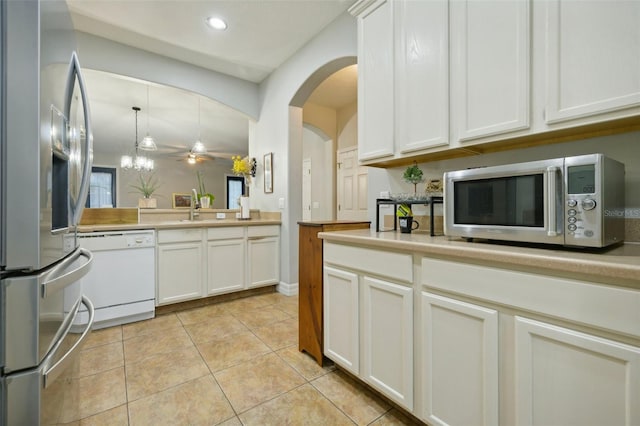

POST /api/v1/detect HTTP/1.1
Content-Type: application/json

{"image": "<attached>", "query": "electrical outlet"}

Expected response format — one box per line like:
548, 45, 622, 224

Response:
216, 213, 226, 219
278, 198, 285, 209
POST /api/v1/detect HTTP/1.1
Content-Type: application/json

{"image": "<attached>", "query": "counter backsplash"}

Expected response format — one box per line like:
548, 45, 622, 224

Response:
81, 207, 281, 225
384, 214, 640, 243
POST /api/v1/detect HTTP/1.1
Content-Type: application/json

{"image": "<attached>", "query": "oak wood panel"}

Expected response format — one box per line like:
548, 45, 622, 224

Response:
298, 221, 370, 365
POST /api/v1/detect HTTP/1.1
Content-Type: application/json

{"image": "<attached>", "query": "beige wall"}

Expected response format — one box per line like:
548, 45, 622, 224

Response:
337, 101, 357, 150
93, 151, 232, 209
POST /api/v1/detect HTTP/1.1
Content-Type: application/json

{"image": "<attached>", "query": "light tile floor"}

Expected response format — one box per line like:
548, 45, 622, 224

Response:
62, 292, 423, 425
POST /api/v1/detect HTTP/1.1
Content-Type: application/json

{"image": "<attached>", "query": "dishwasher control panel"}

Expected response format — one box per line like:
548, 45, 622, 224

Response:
77, 230, 156, 250
126, 233, 155, 248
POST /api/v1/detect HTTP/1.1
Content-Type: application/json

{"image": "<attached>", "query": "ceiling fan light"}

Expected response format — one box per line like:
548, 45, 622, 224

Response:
187, 155, 197, 165
192, 140, 207, 154
206, 16, 227, 30
139, 135, 157, 151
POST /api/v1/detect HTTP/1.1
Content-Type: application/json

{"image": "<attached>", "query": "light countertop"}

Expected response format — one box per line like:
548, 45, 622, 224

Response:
77, 218, 281, 233
318, 229, 640, 290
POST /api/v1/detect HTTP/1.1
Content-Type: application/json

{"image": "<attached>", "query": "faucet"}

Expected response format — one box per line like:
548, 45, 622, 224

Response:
190, 188, 200, 221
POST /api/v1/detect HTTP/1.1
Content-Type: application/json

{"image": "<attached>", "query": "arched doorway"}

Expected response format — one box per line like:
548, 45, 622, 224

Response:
290, 60, 360, 224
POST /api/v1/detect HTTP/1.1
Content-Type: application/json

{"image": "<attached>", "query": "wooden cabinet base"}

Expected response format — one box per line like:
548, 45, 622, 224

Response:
298, 221, 370, 366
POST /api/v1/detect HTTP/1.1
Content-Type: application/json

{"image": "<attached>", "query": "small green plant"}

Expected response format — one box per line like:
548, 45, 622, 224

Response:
196, 170, 215, 204
403, 162, 424, 193
129, 173, 160, 198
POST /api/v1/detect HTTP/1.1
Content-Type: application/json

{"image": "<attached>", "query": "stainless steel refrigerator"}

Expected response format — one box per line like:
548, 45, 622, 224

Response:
1, 0, 95, 424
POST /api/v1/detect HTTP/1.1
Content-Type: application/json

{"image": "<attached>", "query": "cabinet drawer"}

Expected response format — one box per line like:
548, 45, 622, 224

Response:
158, 228, 203, 243
207, 227, 244, 240
248, 225, 280, 238
324, 242, 412, 284
422, 257, 640, 339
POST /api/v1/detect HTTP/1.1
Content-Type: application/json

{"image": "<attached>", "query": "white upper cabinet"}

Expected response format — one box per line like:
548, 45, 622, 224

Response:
395, 0, 449, 153
544, 0, 640, 124
353, 0, 395, 162
451, 0, 530, 142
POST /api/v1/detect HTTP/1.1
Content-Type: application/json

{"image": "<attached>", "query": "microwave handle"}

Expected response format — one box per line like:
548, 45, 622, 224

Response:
547, 166, 559, 236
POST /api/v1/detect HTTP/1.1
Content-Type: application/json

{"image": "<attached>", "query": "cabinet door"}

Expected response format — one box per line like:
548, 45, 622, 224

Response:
207, 239, 245, 295
452, 0, 530, 141
421, 292, 499, 426
157, 242, 203, 305
323, 266, 359, 375
515, 316, 640, 426
395, 0, 449, 153
363, 276, 413, 410
247, 236, 279, 288
356, 0, 395, 161
544, 0, 640, 123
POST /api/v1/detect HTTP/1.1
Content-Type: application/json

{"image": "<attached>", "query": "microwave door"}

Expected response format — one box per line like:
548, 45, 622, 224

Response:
65, 52, 93, 228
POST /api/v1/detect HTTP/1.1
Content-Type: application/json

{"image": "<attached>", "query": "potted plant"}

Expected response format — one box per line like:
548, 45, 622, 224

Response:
403, 162, 424, 194
196, 170, 214, 208
130, 172, 160, 208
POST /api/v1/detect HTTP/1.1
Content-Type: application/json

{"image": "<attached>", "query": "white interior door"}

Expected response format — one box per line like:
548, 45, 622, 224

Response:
337, 148, 368, 220
302, 158, 312, 221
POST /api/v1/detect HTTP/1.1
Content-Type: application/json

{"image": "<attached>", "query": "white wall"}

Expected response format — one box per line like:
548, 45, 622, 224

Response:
302, 126, 333, 220
250, 12, 357, 289
368, 131, 640, 224
75, 32, 259, 119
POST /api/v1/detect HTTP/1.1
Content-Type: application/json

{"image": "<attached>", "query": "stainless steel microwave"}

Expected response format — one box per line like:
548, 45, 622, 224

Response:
443, 154, 625, 248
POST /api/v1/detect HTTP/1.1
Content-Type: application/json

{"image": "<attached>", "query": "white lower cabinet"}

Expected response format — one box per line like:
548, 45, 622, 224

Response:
323, 242, 414, 411
514, 316, 640, 426
207, 227, 245, 296
247, 226, 280, 288
363, 276, 413, 410
421, 292, 499, 426
158, 225, 280, 305
323, 265, 360, 375
157, 229, 204, 305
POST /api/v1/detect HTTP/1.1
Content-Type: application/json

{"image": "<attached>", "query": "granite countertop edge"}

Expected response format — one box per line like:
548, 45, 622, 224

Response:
318, 229, 640, 290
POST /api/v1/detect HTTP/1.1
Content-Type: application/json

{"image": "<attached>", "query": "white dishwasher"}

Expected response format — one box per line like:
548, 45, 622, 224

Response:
74, 230, 156, 329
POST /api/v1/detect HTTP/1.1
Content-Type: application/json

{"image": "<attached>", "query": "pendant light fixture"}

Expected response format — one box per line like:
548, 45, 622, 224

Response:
191, 97, 207, 155
138, 85, 157, 151
121, 106, 154, 171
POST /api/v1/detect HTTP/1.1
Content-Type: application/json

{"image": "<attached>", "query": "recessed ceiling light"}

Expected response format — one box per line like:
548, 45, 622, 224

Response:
206, 16, 227, 31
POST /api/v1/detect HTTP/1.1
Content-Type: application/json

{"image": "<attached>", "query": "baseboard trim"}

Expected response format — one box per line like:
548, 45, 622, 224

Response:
277, 281, 299, 296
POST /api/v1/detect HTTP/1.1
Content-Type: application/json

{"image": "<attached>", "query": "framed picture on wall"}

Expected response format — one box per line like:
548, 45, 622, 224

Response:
172, 193, 192, 208
264, 152, 273, 193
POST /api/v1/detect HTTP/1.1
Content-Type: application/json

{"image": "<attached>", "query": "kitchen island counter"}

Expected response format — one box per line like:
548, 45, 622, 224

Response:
318, 229, 640, 290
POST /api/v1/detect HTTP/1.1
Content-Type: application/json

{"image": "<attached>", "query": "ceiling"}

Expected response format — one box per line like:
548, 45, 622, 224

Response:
68, 0, 358, 161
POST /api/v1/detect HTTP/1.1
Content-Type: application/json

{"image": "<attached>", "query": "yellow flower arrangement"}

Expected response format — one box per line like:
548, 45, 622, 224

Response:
231, 155, 256, 184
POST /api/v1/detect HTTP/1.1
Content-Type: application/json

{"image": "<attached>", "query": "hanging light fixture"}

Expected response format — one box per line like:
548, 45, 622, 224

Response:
139, 85, 157, 151
191, 98, 207, 155
121, 106, 154, 171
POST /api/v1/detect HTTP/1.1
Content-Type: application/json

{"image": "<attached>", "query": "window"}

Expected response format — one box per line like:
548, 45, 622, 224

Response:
226, 176, 245, 208
86, 166, 116, 208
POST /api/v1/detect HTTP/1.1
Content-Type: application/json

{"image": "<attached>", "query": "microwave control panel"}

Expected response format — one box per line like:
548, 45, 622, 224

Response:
563, 154, 625, 247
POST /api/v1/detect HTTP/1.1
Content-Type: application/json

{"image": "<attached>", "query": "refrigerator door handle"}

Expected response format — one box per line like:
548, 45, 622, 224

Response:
41, 248, 93, 298
66, 51, 93, 226
43, 296, 95, 388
